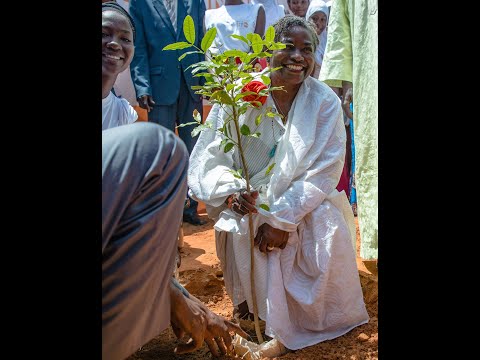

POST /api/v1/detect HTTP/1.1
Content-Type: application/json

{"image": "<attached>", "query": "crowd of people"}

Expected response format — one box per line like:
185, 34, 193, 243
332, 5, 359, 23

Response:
102, 0, 378, 359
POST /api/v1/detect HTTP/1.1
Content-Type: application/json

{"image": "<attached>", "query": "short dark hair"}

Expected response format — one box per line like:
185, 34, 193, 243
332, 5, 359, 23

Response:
272, 15, 319, 51
102, 1, 136, 41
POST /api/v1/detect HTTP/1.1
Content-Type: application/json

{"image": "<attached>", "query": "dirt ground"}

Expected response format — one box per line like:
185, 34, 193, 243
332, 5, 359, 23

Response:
127, 209, 378, 360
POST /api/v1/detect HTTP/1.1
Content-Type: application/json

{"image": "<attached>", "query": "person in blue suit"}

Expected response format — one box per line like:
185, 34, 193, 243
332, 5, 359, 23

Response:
129, 0, 207, 225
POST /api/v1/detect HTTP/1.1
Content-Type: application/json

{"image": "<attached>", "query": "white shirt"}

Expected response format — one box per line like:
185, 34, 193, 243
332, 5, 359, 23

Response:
205, 4, 263, 55
102, 92, 138, 130
164, 0, 178, 31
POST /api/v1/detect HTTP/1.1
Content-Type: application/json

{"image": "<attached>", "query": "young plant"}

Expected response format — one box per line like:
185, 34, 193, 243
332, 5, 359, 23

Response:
163, 15, 286, 345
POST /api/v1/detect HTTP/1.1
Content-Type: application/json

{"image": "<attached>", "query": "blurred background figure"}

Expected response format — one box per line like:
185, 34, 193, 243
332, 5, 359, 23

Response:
305, 0, 328, 78
251, 0, 286, 33
129, 0, 207, 226
287, 0, 309, 18
319, 0, 378, 261
205, 0, 266, 56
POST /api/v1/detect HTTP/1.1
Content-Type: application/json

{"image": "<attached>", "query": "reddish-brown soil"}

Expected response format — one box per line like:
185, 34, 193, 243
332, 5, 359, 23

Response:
127, 208, 378, 360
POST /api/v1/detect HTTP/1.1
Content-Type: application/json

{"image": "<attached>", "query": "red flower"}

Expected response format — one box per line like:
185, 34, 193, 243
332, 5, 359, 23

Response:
241, 80, 268, 107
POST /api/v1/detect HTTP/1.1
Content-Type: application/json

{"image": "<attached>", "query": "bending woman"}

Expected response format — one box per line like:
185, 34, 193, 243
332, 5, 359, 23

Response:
188, 15, 369, 355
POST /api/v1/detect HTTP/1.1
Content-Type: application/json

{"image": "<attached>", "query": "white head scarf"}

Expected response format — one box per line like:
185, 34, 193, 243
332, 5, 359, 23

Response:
306, 0, 329, 21
305, 0, 329, 66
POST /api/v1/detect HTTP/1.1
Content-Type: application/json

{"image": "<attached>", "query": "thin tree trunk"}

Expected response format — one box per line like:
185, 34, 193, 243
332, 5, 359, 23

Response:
232, 107, 264, 344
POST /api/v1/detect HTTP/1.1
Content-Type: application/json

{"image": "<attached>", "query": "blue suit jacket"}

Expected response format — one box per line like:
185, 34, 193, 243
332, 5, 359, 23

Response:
129, 0, 206, 105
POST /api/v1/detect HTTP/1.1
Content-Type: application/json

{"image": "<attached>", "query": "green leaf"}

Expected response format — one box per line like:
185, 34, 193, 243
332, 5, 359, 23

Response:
210, 90, 234, 105
191, 65, 210, 75
249, 132, 261, 138
269, 66, 283, 73
163, 42, 192, 50
265, 26, 275, 42
223, 49, 246, 58
251, 34, 263, 48
266, 112, 277, 118
246, 33, 255, 42
230, 34, 250, 44
241, 77, 253, 85
193, 109, 202, 122
244, 53, 258, 64
261, 75, 271, 85
183, 15, 195, 44
224, 142, 234, 153
257, 52, 272, 58
176, 121, 199, 128
268, 42, 287, 50
191, 121, 212, 137
235, 91, 256, 101
259, 204, 270, 211
251, 41, 263, 54
219, 137, 229, 149
201, 27, 217, 52
228, 169, 243, 179
193, 72, 213, 79
226, 84, 235, 91
240, 124, 251, 136
178, 50, 203, 61
255, 114, 263, 126
265, 162, 276, 176
191, 126, 203, 138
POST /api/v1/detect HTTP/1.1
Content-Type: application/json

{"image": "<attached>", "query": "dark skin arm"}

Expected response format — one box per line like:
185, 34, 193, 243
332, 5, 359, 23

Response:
254, 6, 266, 39
169, 280, 248, 357
226, 191, 289, 253
251, 6, 266, 71
342, 81, 353, 119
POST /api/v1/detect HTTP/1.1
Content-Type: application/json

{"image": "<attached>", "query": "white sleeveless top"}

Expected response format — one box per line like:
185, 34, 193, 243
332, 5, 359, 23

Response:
205, 4, 263, 55
251, 0, 285, 33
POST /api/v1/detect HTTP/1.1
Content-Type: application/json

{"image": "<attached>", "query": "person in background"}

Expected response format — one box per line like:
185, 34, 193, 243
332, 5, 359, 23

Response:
102, 122, 248, 360
319, 0, 378, 261
110, 0, 148, 121
102, 1, 138, 130
205, 0, 266, 56
129, 0, 207, 225
287, 0, 309, 18
305, 0, 328, 78
277, 0, 293, 14
251, 0, 285, 34
188, 15, 368, 359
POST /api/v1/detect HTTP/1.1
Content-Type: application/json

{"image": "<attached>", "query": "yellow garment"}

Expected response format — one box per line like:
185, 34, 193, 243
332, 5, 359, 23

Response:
319, 0, 378, 259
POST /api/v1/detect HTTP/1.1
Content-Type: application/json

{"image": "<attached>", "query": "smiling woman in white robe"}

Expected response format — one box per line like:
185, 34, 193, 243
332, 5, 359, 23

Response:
188, 16, 368, 353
